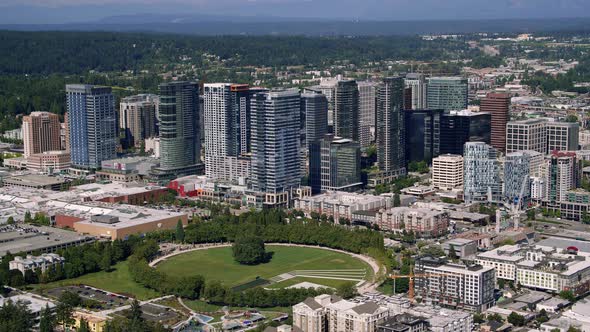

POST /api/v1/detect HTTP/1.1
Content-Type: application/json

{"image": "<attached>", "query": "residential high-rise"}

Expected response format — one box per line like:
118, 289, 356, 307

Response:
22, 112, 61, 158
503, 152, 531, 208
404, 109, 443, 163
119, 94, 158, 148
543, 151, 581, 203
463, 142, 501, 203
404, 73, 427, 110
481, 93, 510, 153
547, 122, 579, 152
305, 76, 339, 127
358, 81, 378, 148
414, 256, 496, 313
309, 135, 362, 194
203, 83, 252, 182
440, 110, 491, 155
506, 119, 547, 154
377, 77, 406, 172
334, 80, 360, 142
155, 81, 201, 177
66, 84, 117, 169
301, 93, 329, 148
251, 89, 301, 196
432, 154, 464, 190
426, 77, 468, 111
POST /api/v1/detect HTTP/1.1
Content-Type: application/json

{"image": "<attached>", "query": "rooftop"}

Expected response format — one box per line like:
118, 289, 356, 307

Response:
0, 224, 93, 257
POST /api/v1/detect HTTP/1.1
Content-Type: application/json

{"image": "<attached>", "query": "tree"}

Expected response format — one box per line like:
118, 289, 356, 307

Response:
100, 247, 113, 272
559, 290, 576, 302
473, 313, 485, 324
527, 209, 536, 221
487, 313, 504, 323
393, 193, 401, 207
39, 304, 55, 332
6, 216, 15, 225
507, 312, 526, 326
0, 300, 34, 332
59, 290, 82, 307
128, 299, 144, 324
568, 327, 582, 332
24, 211, 32, 223
336, 282, 358, 299
175, 220, 185, 243
498, 279, 506, 289
55, 302, 74, 330
232, 235, 267, 265
78, 318, 90, 332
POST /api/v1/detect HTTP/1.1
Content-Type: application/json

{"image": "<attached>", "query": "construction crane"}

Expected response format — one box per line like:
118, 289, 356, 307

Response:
390, 268, 459, 302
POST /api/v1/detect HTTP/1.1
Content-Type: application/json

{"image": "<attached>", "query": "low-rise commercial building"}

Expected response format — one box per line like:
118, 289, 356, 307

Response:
71, 182, 170, 205
0, 224, 94, 257
2, 174, 66, 191
26, 150, 71, 173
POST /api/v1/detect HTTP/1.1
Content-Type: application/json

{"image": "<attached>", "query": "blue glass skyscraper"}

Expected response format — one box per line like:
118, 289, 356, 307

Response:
66, 84, 117, 169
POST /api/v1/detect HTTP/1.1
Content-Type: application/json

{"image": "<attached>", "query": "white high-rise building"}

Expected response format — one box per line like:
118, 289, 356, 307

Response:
463, 142, 501, 203
358, 81, 378, 147
531, 176, 545, 201
431, 154, 464, 190
404, 73, 427, 110
203, 83, 251, 182
503, 152, 531, 207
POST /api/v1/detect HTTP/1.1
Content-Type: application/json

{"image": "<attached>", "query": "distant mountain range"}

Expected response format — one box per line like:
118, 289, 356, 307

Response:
2, 16, 590, 36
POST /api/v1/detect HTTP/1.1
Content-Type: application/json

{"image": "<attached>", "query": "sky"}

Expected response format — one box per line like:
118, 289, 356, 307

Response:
1, 0, 589, 24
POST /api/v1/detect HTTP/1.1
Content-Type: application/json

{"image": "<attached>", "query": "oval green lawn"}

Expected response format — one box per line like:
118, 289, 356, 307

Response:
156, 245, 371, 287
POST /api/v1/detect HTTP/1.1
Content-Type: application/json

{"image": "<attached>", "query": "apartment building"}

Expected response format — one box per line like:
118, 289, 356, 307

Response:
375, 207, 449, 238
414, 256, 496, 312
476, 244, 590, 294
9, 253, 65, 276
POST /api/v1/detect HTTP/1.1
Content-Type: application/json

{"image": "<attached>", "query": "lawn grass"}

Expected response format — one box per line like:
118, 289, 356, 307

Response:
156, 245, 370, 288
38, 261, 160, 300
264, 277, 355, 289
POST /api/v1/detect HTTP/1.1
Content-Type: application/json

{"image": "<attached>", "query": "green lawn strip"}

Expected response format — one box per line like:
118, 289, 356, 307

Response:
156, 245, 370, 287
37, 261, 160, 300
264, 276, 356, 289
182, 299, 291, 316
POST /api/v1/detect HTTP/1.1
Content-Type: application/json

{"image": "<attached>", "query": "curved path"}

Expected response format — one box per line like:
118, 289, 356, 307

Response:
149, 242, 383, 294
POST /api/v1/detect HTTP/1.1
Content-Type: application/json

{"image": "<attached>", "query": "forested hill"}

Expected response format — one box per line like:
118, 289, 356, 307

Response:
2, 17, 590, 36
0, 31, 471, 75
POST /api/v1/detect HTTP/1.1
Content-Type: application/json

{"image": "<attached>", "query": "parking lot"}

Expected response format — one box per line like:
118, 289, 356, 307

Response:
45, 285, 129, 309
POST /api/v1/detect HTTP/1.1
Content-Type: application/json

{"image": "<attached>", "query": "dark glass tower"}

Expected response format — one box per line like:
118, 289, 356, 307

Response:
334, 80, 360, 142
155, 81, 201, 177
377, 77, 405, 172
404, 109, 443, 164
